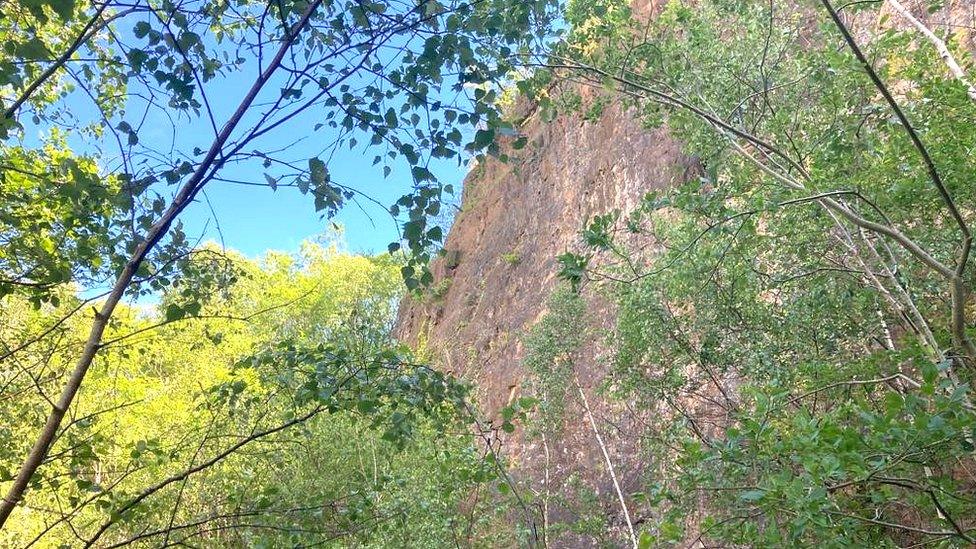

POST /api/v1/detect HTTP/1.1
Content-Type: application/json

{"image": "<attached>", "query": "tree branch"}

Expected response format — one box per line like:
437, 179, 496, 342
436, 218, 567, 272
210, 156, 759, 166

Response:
0, 0, 325, 528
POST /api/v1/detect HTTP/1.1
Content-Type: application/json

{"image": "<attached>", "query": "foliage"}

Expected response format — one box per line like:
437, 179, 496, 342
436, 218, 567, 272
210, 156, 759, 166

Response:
547, 0, 976, 545
2, 0, 560, 293
0, 135, 130, 305
0, 0, 564, 529
7, 0, 976, 545
0, 243, 506, 546
500, 249, 521, 265
523, 286, 586, 433
420, 276, 453, 303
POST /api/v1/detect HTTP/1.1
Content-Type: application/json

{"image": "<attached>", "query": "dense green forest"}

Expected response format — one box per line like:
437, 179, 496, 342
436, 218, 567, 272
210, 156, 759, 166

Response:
3, 0, 976, 546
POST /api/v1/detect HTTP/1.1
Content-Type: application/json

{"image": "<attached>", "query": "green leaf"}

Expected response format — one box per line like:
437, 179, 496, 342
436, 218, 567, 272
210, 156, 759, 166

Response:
281, 87, 302, 100
556, 252, 589, 292
165, 304, 185, 322
308, 158, 328, 185
739, 490, 764, 502
473, 128, 494, 150
384, 107, 398, 128
17, 37, 51, 61
133, 21, 151, 39
177, 31, 200, 50
410, 166, 434, 183
46, 0, 75, 20
356, 399, 377, 414
126, 49, 149, 72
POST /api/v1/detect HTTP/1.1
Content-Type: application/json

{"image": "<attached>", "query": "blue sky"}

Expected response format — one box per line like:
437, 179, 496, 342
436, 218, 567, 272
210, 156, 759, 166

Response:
135, 54, 470, 259
175, 137, 467, 258
36, 12, 477, 261
154, 75, 472, 258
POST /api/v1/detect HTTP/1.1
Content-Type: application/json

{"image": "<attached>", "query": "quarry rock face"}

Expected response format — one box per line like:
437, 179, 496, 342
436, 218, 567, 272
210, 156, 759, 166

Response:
395, 99, 700, 544
396, 101, 697, 412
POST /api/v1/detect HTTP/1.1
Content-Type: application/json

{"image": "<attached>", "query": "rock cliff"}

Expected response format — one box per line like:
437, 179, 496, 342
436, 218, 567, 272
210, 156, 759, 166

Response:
395, 95, 700, 544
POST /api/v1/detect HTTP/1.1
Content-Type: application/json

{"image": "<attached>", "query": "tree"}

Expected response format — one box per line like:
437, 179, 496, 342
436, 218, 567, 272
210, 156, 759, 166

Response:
1, 241, 515, 545
539, 0, 976, 544
0, 0, 559, 529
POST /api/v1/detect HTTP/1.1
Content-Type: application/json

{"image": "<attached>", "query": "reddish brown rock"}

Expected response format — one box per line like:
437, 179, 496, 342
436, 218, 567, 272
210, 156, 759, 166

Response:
395, 99, 700, 545
396, 104, 695, 414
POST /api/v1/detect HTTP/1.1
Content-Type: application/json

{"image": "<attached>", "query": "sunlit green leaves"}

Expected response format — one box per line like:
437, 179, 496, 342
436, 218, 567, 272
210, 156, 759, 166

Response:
1, 242, 499, 545
549, 0, 976, 544
0, 138, 130, 304
556, 252, 589, 292
45, 0, 76, 21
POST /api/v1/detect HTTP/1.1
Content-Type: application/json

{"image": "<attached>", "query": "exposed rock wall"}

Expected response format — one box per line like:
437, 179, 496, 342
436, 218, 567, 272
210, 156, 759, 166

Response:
396, 102, 696, 412
395, 98, 700, 544
395, 0, 976, 426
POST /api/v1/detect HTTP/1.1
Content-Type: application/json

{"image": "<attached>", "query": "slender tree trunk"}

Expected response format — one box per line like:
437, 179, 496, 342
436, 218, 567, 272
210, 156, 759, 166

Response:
885, 0, 976, 102
0, 0, 323, 528
574, 376, 637, 548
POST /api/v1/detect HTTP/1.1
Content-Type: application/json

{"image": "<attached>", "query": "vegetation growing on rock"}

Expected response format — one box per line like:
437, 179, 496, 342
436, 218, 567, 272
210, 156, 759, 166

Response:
3, 0, 976, 546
